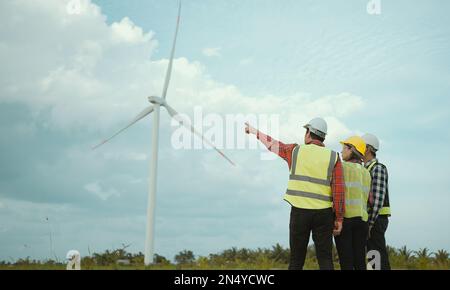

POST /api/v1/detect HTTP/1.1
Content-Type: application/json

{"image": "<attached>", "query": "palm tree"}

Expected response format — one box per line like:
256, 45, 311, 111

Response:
386, 245, 398, 259
154, 253, 170, 264
398, 245, 413, 262
174, 250, 195, 265
433, 249, 449, 265
413, 247, 433, 269
270, 243, 289, 264
414, 248, 431, 260
237, 248, 251, 262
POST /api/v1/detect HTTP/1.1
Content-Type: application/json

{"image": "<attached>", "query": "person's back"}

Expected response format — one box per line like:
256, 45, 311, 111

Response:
285, 144, 337, 210
335, 136, 371, 270
341, 161, 371, 222
245, 117, 345, 270
362, 133, 391, 270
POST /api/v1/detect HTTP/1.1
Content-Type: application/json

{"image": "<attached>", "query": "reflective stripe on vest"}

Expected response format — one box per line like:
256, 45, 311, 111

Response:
367, 161, 391, 216
379, 207, 391, 215
345, 181, 370, 193
284, 145, 337, 209
342, 162, 371, 222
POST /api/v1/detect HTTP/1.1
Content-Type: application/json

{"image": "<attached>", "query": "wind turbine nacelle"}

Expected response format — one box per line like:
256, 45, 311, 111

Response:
148, 96, 165, 105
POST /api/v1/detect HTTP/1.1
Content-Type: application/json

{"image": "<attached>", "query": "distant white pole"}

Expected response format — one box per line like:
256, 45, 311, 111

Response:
144, 104, 160, 265
46, 217, 54, 260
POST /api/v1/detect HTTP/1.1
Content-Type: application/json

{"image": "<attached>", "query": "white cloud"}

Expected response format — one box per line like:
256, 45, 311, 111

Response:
0, 0, 365, 146
202, 47, 221, 57
111, 17, 155, 44
0, 0, 158, 132
84, 182, 120, 201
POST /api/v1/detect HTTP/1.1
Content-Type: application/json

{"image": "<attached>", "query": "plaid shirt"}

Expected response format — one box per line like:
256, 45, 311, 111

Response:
365, 158, 388, 225
256, 131, 346, 222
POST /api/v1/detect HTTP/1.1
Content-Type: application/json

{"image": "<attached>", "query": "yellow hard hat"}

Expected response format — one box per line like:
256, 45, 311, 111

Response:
340, 136, 367, 156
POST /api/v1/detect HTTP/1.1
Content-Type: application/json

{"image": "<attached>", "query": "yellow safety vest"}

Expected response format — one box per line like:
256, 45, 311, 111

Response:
284, 144, 338, 209
342, 161, 371, 222
367, 161, 391, 216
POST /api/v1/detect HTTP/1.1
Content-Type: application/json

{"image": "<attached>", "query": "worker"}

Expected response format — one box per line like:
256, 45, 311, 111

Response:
334, 136, 371, 270
245, 118, 345, 270
362, 133, 391, 270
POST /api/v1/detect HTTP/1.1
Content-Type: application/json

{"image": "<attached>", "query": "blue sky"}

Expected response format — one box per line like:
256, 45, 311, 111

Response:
0, 0, 449, 262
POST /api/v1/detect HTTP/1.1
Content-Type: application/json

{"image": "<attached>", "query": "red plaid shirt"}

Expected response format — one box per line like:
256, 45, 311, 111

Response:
257, 131, 345, 222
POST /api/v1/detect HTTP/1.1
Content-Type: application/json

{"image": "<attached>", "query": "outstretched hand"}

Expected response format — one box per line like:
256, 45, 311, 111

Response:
245, 122, 257, 135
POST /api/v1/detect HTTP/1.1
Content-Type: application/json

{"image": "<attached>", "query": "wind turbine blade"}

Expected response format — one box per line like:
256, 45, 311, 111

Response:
161, 1, 181, 100
164, 103, 236, 166
92, 105, 154, 150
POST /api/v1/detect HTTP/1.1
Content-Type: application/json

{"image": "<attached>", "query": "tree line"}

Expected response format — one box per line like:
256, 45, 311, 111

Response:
1, 244, 449, 270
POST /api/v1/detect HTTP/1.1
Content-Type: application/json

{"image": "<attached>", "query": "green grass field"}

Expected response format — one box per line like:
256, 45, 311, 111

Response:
1, 244, 448, 270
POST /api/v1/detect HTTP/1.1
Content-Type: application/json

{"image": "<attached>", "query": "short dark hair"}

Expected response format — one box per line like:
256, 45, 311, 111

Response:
367, 145, 377, 157
351, 150, 363, 161
308, 130, 325, 143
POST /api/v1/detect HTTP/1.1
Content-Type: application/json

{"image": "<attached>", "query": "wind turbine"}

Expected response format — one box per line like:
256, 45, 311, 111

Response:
92, 2, 235, 265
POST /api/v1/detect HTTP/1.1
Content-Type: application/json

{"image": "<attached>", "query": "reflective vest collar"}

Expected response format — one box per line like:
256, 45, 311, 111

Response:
365, 158, 378, 170
306, 140, 325, 147
347, 158, 362, 165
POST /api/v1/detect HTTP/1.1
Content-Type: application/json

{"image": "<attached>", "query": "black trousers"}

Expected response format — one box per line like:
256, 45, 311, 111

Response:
288, 207, 334, 270
334, 217, 368, 270
367, 215, 391, 270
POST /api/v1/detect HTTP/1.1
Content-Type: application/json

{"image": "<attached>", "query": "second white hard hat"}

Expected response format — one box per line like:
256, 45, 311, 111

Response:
303, 117, 327, 138
362, 133, 380, 151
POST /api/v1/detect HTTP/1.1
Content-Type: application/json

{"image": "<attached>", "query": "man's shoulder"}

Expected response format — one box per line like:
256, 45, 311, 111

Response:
300, 144, 336, 154
289, 143, 300, 150
373, 162, 388, 175
374, 161, 387, 169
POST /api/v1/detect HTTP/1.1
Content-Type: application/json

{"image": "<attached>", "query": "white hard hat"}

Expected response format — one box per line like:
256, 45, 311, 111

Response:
362, 133, 380, 151
303, 117, 327, 138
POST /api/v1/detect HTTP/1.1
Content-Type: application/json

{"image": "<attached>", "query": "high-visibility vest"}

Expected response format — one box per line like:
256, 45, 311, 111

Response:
367, 161, 391, 216
284, 144, 338, 209
342, 161, 371, 222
